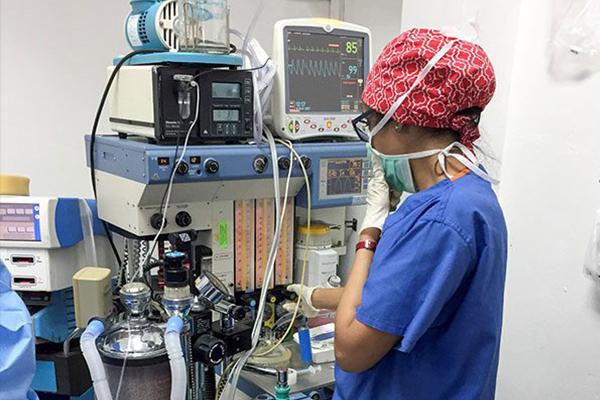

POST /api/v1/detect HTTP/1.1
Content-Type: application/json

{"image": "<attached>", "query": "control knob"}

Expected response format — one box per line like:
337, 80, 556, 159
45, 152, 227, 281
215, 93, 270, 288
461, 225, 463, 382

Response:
175, 211, 192, 227
176, 161, 189, 175
150, 213, 167, 230
193, 334, 226, 365
278, 157, 291, 170
205, 159, 220, 174
253, 155, 268, 173
300, 156, 312, 170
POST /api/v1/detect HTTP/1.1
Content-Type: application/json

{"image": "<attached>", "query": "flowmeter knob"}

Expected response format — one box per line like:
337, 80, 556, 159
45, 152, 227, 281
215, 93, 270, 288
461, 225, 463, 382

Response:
278, 157, 291, 170
205, 159, 219, 174
176, 161, 189, 175
300, 156, 312, 170
253, 155, 268, 173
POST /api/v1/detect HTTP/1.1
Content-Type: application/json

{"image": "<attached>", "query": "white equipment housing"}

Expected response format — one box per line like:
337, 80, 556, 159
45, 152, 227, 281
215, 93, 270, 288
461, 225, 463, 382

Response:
295, 248, 338, 287
0, 196, 114, 292
271, 18, 371, 140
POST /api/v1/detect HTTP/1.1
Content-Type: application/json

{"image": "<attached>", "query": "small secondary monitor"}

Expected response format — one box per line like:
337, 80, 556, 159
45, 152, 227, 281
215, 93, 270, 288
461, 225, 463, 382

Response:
271, 19, 371, 141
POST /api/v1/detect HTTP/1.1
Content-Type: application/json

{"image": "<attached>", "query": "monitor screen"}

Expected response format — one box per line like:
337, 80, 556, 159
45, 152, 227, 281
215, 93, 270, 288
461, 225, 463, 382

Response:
213, 109, 240, 122
212, 82, 242, 99
286, 30, 365, 114
326, 159, 364, 196
0, 203, 41, 241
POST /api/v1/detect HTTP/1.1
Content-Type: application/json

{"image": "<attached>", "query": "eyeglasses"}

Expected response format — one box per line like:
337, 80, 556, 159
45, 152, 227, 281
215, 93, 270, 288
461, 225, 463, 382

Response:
352, 109, 376, 142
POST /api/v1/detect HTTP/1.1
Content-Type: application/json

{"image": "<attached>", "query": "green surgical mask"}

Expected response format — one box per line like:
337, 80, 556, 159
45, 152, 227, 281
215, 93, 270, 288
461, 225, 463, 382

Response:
367, 144, 443, 193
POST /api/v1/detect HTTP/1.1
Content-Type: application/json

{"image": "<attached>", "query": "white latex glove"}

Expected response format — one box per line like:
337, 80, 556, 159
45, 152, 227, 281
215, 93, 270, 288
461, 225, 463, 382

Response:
283, 284, 320, 318
360, 156, 395, 233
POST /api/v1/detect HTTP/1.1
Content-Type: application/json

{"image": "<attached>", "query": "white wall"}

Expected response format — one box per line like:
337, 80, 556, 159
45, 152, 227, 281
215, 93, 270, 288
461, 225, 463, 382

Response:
496, 0, 600, 398
401, 0, 522, 177
1, 0, 375, 198
0, 1, 130, 198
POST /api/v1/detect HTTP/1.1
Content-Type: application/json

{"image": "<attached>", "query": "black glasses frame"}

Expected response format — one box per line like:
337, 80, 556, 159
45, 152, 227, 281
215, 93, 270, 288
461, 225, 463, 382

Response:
352, 109, 376, 142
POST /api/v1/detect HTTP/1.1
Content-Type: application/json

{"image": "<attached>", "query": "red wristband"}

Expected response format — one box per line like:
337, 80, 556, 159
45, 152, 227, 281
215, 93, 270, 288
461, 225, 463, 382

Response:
356, 239, 378, 253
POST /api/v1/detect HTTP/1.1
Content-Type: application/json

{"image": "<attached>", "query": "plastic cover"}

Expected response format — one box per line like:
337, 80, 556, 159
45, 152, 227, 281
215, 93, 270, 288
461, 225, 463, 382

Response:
549, 0, 600, 80
79, 199, 98, 267
584, 209, 600, 284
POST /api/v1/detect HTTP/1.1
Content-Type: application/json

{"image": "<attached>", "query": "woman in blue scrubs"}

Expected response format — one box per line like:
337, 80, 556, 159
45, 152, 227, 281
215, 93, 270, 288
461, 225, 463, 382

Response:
288, 28, 507, 399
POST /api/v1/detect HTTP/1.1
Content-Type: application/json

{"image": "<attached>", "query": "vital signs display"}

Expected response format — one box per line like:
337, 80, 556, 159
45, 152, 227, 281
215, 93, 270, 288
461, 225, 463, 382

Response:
286, 30, 365, 114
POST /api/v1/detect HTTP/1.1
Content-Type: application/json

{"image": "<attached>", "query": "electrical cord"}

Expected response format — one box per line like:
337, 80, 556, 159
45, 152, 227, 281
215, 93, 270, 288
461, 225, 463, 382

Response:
132, 82, 201, 282
221, 132, 313, 399
190, 57, 271, 82
219, 129, 286, 400
254, 139, 311, 357
242, 0, 264, 61
216, 360, 237, 400
114, 321, 132, 400
89, 49, 166, 272
129, 131, 181, 287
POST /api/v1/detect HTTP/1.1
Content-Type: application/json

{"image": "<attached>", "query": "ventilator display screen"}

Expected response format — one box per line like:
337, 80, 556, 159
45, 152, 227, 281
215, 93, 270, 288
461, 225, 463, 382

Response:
213, 109, 240, 122
212, 82, 242, 98
286, 30, 365, 114
326, 159, 364, 196
0, 203, 41, 241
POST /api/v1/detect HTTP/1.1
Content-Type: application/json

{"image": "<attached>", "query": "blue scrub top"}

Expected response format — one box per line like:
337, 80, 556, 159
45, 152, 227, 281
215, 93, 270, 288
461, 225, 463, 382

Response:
334, 172, 508, 400
0, 261, 38, 400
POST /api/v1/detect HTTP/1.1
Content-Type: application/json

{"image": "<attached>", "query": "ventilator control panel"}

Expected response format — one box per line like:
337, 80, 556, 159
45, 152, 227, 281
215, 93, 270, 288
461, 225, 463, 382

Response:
318, 157, 369, 201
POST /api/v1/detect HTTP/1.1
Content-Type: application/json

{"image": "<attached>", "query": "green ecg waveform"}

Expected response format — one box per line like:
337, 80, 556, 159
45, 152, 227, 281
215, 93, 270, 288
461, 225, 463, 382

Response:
288, 59, 342, 78
288, 45, 341, 54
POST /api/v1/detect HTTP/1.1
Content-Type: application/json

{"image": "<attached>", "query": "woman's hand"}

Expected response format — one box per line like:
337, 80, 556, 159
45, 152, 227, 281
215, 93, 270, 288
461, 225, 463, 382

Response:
284, 284, 320, 317
360, 156, 402, 237
284, 285, 346, 316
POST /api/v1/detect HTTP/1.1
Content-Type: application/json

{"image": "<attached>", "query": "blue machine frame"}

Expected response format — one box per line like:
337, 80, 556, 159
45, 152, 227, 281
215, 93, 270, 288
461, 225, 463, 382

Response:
85, 135, 368, 209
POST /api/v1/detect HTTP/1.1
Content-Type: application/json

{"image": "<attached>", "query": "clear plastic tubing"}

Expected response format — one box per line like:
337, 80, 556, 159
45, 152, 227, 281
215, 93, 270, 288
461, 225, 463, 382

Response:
81, 320, 113, 400
165, 316, 187, 400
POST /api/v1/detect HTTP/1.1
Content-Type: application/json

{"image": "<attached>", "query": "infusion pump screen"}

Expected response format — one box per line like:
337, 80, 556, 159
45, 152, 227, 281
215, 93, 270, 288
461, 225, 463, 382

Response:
326, 159, 364, 195
286, 30, 365, 114
0, 203, 41, 241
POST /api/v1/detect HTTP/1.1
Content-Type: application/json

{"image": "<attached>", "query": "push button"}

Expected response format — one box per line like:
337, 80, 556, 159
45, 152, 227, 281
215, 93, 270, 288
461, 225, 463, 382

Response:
288, 120, 300, 134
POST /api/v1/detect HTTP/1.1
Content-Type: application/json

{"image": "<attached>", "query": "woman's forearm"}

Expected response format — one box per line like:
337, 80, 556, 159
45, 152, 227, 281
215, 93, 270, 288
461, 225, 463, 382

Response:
311, 287, 345, 310
336, 249, 373, 323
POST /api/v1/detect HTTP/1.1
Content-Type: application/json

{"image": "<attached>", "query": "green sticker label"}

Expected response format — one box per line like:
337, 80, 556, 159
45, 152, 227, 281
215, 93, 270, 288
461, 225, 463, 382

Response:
218, 220, 229, 249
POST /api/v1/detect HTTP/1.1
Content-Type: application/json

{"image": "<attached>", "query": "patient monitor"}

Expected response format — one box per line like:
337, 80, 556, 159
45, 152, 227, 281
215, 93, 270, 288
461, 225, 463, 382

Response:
271, 18, 371, 140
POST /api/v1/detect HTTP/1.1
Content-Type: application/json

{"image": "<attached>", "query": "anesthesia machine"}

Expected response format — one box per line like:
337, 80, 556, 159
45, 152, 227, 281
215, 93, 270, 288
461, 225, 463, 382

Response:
78, 1, 372, 399
0, 195, 115, 399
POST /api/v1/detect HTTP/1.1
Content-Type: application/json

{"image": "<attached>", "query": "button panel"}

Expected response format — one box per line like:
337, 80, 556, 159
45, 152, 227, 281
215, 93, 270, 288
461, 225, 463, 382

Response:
286, 117, 356, 136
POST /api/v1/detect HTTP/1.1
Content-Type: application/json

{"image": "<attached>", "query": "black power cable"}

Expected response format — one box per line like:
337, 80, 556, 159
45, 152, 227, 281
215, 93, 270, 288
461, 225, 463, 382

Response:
89, 49, 166, 270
